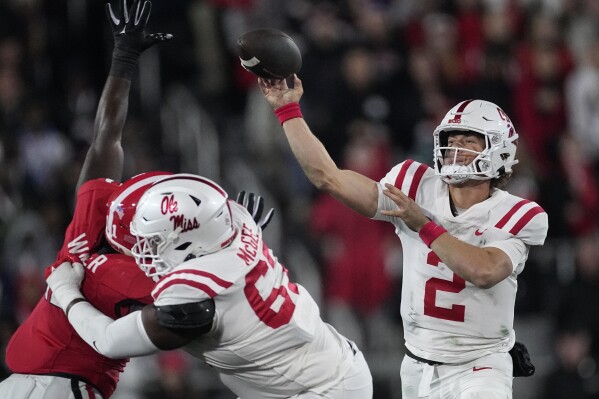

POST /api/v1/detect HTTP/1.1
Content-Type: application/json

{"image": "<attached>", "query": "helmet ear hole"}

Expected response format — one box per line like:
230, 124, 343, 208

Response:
474, 160, 483, 173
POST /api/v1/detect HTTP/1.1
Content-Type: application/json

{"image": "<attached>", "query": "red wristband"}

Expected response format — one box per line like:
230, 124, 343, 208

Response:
419, 221, 447, 248
274, 102, 303, 125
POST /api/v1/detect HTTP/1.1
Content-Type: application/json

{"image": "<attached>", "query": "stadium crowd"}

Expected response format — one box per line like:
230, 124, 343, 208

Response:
1, 0, 599, 398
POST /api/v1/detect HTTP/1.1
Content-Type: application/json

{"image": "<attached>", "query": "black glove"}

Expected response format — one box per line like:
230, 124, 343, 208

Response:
236, 191, 275, 231
509, 341, 535, 377
106, 0, 173, 78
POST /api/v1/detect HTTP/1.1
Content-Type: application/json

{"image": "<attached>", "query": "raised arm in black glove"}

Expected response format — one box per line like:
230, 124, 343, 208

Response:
106, 0, 173, 79
76, 0, 172, 189
236, 191, 275, 231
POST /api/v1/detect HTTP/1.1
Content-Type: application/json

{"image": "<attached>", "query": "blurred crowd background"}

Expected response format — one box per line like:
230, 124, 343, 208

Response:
1, 0, 599, 398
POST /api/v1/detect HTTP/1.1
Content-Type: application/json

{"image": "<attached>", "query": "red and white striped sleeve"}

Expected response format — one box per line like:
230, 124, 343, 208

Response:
152, 269, 234, 306
373, 160, 434, 221
493, 199, 548, 246
390, 159, 431, 201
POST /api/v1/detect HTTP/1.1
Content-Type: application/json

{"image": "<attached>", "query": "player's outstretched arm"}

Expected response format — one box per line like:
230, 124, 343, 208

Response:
77, 0, 172, 191
47, 261, 202, 358
258, 76, 379, 218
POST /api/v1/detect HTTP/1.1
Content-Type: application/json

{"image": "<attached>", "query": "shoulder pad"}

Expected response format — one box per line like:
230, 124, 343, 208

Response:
154, 300, 215, 331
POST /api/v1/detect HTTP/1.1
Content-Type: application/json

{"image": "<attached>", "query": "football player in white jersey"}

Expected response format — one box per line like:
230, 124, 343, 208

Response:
45, 174, 373, 399
255, 76, 548, 398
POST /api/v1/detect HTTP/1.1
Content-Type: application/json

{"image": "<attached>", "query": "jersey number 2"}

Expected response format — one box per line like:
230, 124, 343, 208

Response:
244, 244, 299, 329
424, 251, 465, 322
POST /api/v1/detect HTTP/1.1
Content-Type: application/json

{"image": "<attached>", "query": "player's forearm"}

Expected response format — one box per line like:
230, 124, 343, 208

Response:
68, 301, 158, 359
76, 76, 129, 189
282, 118, 378, 217
94, 76, 131, 146
430, 234, 509, 288
283, 118, 338, 190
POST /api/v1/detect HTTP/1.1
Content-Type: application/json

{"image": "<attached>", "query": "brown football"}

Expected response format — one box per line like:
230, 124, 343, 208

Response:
237, 28, 302, 80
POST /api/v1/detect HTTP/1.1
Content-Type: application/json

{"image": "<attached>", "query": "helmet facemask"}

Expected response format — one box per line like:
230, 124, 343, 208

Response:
131, 231, 175, 277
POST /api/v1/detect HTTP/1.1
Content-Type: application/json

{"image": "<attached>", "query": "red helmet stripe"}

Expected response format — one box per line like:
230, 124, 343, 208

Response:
448, 99, 475, 123
154, 175, 227, 198
456, 99, 474, 113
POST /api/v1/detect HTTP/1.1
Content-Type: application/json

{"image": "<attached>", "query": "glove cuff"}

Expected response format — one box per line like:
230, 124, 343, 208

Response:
109, 46, 141, 79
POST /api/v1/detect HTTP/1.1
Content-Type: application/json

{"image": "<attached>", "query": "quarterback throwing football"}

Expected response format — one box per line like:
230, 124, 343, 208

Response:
258, 76, 548, 398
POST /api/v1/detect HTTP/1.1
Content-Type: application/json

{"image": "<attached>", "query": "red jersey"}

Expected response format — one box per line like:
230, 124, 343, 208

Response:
5, 179, 155, 398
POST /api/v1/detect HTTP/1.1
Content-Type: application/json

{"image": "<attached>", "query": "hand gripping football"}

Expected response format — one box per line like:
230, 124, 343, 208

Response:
237, 28, 302, 80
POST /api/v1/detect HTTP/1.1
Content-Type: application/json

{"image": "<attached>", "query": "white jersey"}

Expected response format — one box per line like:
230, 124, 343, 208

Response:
374, 160, 548, 364
151, 201, 355, 399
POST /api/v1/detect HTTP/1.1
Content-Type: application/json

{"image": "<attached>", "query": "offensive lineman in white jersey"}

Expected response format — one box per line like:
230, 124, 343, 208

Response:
256, 76, 548, 398
46, 173, 373, 399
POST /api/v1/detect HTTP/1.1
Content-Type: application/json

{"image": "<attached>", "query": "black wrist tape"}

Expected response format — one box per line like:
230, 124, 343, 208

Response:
66, 298, 87, 317
109, 46, 141, 79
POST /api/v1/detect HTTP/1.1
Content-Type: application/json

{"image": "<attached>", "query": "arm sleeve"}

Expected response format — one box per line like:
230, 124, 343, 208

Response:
372, 182, 400, 223
68, 301, 159, 359
485, 237, 529, 275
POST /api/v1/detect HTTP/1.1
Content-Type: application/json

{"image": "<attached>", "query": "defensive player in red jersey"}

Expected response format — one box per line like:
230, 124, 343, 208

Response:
256, 77, 548, 398
0, 0, 173, 397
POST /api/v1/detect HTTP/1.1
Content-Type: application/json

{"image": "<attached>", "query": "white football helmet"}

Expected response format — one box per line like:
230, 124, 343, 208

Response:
130, 174, 236, 277
433, 99, 518, 184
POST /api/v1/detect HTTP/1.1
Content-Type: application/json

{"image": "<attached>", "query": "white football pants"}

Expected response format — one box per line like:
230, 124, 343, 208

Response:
401, 352, 513, 399
233, 346, 373, 399
291, 349, 373, 398
0, 374, 103, 399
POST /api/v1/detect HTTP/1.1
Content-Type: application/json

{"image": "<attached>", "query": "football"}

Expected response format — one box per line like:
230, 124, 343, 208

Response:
237, 28, 302, 80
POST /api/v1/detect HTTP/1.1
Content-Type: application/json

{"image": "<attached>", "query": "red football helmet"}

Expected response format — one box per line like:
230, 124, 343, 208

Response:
105, 171, 173, 255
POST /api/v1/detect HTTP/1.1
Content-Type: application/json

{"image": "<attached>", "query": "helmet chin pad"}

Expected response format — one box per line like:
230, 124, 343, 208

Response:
440, 164, 473, 184
440, 165, 490, 184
